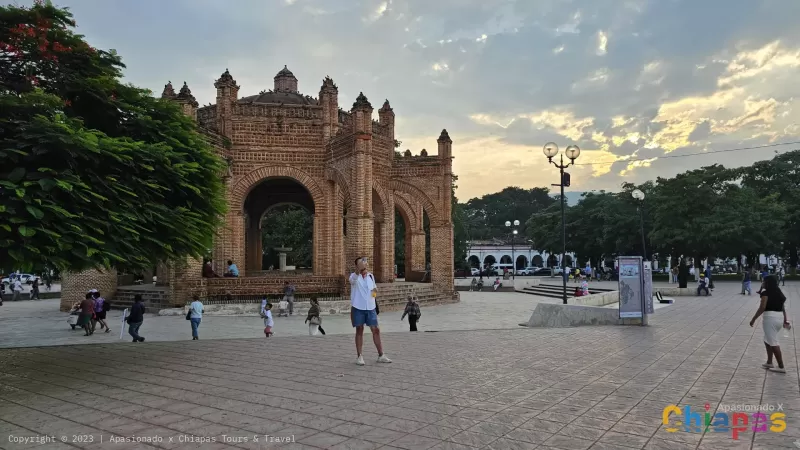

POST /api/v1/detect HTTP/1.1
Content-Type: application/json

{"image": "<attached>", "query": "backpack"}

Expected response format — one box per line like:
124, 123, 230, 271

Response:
102, 300, 111, 312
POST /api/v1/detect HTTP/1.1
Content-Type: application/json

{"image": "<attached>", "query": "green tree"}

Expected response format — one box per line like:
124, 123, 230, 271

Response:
648, 165, 737, 269
451, 174, 469, 269
712, 185, 785, 265
0, 2, 226, 271
464, 187, 555, 240
525, 201, 563, 261
261, 206, 313, 269
740, 150, 800, 273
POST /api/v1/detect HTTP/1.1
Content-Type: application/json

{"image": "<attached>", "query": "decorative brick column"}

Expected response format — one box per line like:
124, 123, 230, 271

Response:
60, 269, 118, 311
169, 257, 204, 307
410, 232, 427, 272
430, 224, 455, 294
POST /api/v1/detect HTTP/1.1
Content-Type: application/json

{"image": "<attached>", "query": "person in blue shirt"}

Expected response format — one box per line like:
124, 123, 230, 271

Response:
742, 268, 752, 295
225, 260, 239, 277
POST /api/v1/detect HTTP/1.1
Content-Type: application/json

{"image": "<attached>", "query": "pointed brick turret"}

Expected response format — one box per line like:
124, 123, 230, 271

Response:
319, 76, 339, 141
378, 98, 395, 141
175, 82, 198, 107
274, 65, 298, 92
321, 76, 337, 90
161, 81, 176, 99
215, 69, 236, 86
352, 92, 372, 110
438, 129, 452, 159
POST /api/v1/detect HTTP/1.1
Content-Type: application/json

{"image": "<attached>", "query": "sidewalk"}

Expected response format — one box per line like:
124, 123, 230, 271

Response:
0, 283, 797, 449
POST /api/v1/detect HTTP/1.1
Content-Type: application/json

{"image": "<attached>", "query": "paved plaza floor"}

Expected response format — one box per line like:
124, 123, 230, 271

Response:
0, 283, 798, 449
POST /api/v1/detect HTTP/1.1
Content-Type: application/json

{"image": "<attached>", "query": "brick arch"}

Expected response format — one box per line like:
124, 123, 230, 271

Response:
393, 192, 419, 231
232, 165, 325, 212
372, 181, 391, 218
389, 180, 442, 224
325, 167, 351, 209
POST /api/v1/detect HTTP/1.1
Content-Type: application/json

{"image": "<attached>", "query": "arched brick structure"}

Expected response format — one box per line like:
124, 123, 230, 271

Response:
394, 192, 425, 275
159, 68, 455, 299
325, 167, 351, 209
232, 165, 325, 212
389, 180, 442, 225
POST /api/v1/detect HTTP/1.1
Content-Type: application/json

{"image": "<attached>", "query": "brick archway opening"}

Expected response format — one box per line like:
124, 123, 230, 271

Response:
243, 178, 315, 274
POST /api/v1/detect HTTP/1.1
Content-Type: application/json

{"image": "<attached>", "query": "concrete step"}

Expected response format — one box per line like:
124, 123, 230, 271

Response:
538, 283, 615, 292
114, 289, 170, 311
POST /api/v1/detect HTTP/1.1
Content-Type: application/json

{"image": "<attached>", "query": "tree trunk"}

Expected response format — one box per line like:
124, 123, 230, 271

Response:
678, 257, 689, 288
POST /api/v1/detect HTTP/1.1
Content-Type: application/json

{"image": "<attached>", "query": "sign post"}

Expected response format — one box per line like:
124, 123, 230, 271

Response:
617, 256, 650, 326
119, 308, 128, 339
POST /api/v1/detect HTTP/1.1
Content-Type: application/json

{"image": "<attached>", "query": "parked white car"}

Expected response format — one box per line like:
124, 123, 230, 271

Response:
470, 268, 480, 276
516, 266, 541, 276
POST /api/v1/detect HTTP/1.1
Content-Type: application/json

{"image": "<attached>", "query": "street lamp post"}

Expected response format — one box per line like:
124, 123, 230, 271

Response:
543, 142, 580, 305
632, 189, 647, 264
505, 220, 520, 279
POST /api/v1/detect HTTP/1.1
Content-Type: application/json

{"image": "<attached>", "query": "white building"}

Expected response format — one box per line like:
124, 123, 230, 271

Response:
467, 239, 577, 269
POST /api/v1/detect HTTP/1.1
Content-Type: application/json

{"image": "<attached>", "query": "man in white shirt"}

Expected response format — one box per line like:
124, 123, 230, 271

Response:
350, 257, 391, 366
12, 278, 23, 302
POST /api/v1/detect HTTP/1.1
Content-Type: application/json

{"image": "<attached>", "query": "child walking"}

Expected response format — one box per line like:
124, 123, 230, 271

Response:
277, 298, 289, 317
263, 302, 274, 337
400, 296, 421, 332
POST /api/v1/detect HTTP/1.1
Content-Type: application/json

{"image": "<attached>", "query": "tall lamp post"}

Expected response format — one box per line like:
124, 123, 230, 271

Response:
632, 189, 647, 265
505, 220, 519, 279
543, 142, 580, 305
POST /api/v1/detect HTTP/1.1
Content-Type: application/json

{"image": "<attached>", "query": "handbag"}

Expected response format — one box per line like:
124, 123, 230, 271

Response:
309, 316, 321, 326
185, 310, 192, 320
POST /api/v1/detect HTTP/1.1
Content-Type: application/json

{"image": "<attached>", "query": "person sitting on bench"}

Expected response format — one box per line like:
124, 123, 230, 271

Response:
697, 274, 711, 296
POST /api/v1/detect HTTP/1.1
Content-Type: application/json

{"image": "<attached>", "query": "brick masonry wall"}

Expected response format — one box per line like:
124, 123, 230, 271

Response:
60, 269, 118, 311
168, 257, 204, 307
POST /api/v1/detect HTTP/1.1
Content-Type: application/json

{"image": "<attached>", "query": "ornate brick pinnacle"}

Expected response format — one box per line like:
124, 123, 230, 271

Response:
379, 99, 393, 112
352, 92, 372, 110
438, 128, 452, 143
276, 65, 295, 78
176, 82, 198, 106
322, 76, 337, 90
219, 69, 233, 82
161, 81, 176, 99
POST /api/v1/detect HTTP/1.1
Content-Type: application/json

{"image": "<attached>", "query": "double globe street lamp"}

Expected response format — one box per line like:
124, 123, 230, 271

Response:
505, 220, 519, 279
543, 142, 580, 304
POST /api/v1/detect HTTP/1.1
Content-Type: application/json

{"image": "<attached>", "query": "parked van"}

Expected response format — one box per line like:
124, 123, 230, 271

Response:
490, 263, 514, 276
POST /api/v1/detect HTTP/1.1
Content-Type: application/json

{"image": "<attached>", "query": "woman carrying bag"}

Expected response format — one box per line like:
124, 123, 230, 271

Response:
305, 297, 326, 336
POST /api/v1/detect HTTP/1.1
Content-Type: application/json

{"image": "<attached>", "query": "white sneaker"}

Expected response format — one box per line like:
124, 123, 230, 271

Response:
762, 363, 774, 369
377, 354, 392, 363
356, 355, 365, 366
769, 367, 786, 373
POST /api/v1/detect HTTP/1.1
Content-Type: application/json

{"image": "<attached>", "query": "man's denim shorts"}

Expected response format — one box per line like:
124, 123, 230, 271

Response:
351, 307, 378, 328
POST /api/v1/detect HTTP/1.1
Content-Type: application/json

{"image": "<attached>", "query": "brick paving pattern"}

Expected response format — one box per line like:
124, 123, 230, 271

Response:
0, 283, 798, 449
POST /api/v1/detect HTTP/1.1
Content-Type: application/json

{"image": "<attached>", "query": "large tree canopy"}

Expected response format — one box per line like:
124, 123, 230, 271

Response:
0, 2, 226, 272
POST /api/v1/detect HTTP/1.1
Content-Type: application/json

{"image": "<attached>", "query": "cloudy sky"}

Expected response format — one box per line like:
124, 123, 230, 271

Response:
54, 0, 800, 201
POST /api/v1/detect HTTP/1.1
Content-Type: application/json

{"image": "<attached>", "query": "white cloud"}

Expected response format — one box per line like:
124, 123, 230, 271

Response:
596, 30, 608, 55
58, 0, 800, 197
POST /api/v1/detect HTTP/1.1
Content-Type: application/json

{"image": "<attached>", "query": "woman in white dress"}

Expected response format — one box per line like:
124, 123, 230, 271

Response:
750, 275, 788, 373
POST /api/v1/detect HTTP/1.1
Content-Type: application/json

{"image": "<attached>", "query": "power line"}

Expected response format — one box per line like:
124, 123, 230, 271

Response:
572, 141, 800, 166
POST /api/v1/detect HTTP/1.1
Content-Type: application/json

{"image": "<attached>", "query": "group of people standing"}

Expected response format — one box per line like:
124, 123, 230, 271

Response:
70, 290, 112, 337
1, 275, 44, 303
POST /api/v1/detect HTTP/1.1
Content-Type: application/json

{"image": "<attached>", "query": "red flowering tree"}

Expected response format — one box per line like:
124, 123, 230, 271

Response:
0, 1, 226, 272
